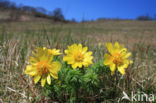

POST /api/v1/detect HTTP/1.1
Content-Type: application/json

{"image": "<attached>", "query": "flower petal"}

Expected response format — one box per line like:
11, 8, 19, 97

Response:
65, 50, 69, 54
117, 66, 126, 75
104, 53, 113, 65
47, 74, 51, 85
114, 41, 120, 49
82, 47, 88, 53
41, 76, 46, 87
34, 75, 41, 84
130, 60, 133, 64
78, 44, 82, 50
52, 61, 61, 72
78, 62, 83, 68
50, 73, 58, 79
25, 65, 37, 76
110, 64, 116, 72
49, 61, 61, 79
106, 42, 113, 54
124, 52, 131, 59
72, 63, 78, 69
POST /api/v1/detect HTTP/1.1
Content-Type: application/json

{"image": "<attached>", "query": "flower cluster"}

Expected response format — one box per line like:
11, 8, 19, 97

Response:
25, 47, 61, 87
25, 42, 132, 87
104, 42, 133, 75
63, 44, 93, 69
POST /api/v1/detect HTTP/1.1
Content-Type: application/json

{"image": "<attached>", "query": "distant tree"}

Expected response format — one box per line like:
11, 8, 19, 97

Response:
71, 18, 76, 23
9, 2, 16, 10
52, 8, 64, 21
136, 14, 152, 21
0, 0, 16, 10
0, 0, 10, 9
33, 7, 48, 18
153, 14, 156, 20
36, 7, 47, 14
0, 0, 67, 22
21, 6, 36, 14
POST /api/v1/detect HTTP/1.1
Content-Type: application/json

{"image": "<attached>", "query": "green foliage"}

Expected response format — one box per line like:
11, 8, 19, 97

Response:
42, 59, 121, 102
42, 57, 156, 103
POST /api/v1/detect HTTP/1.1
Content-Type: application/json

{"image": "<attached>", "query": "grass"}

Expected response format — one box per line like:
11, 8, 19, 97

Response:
0, 20, 156, 102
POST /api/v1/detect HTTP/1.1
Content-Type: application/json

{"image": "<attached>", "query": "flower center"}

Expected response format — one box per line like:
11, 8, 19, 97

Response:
74, 52, 84, 62
37, 61, 49, 75
113, 53, 123, 66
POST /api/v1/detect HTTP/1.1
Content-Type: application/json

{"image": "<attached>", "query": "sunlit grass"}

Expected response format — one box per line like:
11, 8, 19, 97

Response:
0, 20, 156, 102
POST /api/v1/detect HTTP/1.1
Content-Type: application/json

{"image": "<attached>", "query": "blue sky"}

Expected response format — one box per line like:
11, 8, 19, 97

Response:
10, 0, 156, 21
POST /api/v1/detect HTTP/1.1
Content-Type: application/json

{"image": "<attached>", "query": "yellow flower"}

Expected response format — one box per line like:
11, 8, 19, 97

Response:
48, 48, 61, 56
104, 42, 133, 75
25, 47, 61, 87
63, 44, 93, 69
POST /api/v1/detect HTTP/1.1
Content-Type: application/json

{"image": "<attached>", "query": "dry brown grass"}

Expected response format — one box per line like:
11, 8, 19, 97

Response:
0, 20, 156, 102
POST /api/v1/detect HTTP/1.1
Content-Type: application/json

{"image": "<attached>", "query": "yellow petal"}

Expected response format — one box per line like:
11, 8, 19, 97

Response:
83, 62, 88, 67
120, 48, 127, 54
72, 63, 78, 69
52, 61, 61, 72
85, 51, 92, 56
78, 44, 82, 50
82, 47, 88, 53
49, 61, 61, 79
32, 51, 37, 57
104, 53, 112, 65
83, 59, 92, 67
49, 49, 61, 55
29, 57, 38, 63
130, 60, 133, 64
78, 63, 83, 68
67, 60, 75, 64
65, 50, 69, 54
124, 59, 133, 68
50, 73, 58, 79
63, 56, 68, 61
114, 41, 120, 49
34, 75, 41, 84
63, 56, 73, 62
41, 76, 46, 87
110, 64, 116, 72
106, 42, 113, 54
43, 47, 47, 50
25, 65, 37, 76
47, 74, 51, 85
124, 52, 131, 58
117, 66, 126, 75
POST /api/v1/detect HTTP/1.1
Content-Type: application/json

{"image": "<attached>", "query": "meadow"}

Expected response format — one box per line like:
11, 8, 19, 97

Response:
0, 20, 156, 102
